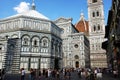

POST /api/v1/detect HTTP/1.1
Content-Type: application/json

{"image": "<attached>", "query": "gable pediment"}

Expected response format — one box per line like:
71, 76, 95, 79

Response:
54, 17, 72, 23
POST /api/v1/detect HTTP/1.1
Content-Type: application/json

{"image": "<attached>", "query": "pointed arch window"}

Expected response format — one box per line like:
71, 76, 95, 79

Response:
93, 25, 96, 31
97, 11, 99, 16
92, 12, 95, 17
98, 24, 100, 30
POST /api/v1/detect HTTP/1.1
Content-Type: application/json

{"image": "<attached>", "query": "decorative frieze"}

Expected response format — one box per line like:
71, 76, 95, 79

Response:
0, 18, 50, 33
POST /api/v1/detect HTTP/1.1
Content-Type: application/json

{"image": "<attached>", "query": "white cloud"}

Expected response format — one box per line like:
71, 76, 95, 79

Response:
14, 2, 30, 13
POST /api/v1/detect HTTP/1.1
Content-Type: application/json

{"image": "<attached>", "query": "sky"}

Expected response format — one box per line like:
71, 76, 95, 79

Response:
0, 0, 112, 25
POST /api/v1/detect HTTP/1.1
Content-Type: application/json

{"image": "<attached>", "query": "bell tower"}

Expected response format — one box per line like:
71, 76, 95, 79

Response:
88, 0, 105, 35
87, 0, 107, 68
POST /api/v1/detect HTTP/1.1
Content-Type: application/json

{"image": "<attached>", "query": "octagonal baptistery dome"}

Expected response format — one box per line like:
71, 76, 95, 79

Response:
75, 13, 89, 36
0, 9, 62, 38
7, 10, 49, 20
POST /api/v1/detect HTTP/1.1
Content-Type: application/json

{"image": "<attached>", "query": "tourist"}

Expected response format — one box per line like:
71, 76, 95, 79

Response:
29, 68, 36, 80
21, 68, 25, 80
66, 69, 71, 80
47, 69, 52, 79
38, 69, 42, 80
77, 68, 81, 78
113, 69, 118, 78
56, 70, 60, 79
90, 71, 95, 80
96, 68, 102, 80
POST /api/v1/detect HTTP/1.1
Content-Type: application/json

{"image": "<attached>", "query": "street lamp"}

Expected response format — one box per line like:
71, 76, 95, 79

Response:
28, 54, 31, 71
112, 34, 115, 39
38, 55, 41, 70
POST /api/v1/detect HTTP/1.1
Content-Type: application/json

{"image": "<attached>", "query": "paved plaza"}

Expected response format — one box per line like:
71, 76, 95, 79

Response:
3, 71, 119, 80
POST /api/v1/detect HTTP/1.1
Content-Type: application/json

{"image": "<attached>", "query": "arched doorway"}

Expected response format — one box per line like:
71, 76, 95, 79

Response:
74, 55, 79, 68
75, 61, 79, 68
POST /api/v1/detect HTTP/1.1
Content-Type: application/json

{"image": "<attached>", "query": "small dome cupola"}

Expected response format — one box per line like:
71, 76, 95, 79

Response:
31, 0, 36, 10
80, 12, 84, 20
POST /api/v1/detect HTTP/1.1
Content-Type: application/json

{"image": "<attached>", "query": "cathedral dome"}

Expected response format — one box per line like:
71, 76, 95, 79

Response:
75, 13, 89, 35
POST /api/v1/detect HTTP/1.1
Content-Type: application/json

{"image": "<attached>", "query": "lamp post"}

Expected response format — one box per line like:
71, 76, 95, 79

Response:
38, 55, 41, 70
50, 56, 52, 69
28, 54, 31, 71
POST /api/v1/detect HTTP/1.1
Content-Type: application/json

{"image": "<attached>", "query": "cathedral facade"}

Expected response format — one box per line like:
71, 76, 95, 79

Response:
54, 18, 90, 68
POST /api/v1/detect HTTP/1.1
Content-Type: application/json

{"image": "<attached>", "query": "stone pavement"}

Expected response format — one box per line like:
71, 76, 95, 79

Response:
3, 71, 119, 80
102, 74, 119, 80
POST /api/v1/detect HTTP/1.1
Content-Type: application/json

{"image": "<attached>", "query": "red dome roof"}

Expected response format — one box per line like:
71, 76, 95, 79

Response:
75, 13, 89, 35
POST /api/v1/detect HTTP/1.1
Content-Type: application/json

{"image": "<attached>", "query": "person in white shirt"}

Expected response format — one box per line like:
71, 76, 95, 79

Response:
48, 69, 51, 78
21, 68, 25, 80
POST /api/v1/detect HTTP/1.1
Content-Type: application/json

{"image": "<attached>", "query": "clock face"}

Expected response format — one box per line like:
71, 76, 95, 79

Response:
74, 44, 78, 48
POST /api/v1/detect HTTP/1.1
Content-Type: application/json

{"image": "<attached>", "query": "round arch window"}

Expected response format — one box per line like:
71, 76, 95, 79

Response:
74, 44, 78, 48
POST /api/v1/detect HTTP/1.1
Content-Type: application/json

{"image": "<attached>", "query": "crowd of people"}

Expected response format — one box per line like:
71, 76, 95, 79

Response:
0, 67, 118, 80
21, 68, 60, 80
77, 68, 103, 80
20, 68, 63, 80
20, 67, 104, 80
